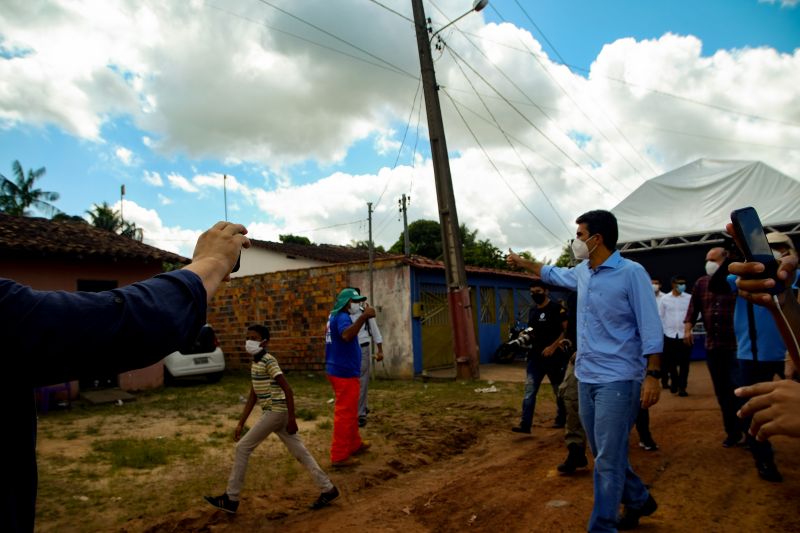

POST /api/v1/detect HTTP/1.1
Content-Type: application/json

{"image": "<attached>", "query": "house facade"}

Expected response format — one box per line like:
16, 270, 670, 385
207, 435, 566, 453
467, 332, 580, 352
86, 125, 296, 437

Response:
207, 255, 535, 379
0, 213, 189, 396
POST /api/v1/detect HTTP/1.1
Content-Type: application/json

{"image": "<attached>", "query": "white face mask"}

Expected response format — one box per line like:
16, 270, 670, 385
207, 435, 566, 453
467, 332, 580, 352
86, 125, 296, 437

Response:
245, 339, 262, 355
705, 261, 720, 276
348, 302, 362, 315
772, 249, 784, 260
571, 235, 596, 260
652, 284, 660, 294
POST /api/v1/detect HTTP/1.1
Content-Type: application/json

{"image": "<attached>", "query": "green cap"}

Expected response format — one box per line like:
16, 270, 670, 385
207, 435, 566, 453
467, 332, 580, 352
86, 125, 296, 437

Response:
332, 288, 366, 314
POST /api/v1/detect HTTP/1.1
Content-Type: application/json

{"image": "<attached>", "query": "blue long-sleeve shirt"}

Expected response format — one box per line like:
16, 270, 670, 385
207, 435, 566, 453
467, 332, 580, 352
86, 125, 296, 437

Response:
2, 269, 208, 533
541, 251, 663, 384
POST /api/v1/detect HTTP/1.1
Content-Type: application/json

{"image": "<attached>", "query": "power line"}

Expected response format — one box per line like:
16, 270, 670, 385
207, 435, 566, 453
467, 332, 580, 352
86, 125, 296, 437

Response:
253, 0, 419, 79
364, 0, 413, 23
442, 42, 625, 200
494, 2, 656, 179
442, 88, 566, 243
205, 2, 417, 79
443, 90, 618, 197
446, 47, 572, 236
374, 80, 422, 209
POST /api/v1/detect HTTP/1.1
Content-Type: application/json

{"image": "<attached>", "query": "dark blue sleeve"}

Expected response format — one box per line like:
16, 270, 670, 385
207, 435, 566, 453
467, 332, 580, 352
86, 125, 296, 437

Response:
0, 270, 207, 387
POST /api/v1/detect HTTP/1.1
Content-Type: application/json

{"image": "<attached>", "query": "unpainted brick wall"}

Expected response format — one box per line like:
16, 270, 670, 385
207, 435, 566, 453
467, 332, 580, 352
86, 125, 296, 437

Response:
207, 260, 399, 372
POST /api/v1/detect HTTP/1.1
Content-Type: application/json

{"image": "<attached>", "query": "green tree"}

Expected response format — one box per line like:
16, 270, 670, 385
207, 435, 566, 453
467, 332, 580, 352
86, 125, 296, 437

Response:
554, 243, 573, 267
0, 160, 61, 217
351, 240, 385, 253
389, 219, 443, 259
279, 234, 312, 245
87, 202, 143, 241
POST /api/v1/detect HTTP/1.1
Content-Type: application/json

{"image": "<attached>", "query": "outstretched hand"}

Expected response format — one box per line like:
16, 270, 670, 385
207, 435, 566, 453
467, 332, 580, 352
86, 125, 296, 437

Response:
736, 380, 800, 440
184, 221, 251, 302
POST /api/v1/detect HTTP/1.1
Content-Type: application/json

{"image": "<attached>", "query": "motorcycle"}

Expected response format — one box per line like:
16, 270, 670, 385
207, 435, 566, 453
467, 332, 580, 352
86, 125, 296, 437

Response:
492, 324, 535, 364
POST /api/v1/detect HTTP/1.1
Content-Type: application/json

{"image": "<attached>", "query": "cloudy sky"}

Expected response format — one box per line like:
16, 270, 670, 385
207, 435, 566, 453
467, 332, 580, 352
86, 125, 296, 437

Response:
1, 0, 799, 260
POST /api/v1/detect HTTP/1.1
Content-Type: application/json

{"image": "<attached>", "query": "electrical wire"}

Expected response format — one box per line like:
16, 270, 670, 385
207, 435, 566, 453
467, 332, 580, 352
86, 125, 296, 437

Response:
364, 0, 414, 23
494, 2, 656, 179
443, 90, 618, 198
442, 88, 565, 244
205, 2, 418, 79
446, 46, 572, 236
253, 0, 419, 79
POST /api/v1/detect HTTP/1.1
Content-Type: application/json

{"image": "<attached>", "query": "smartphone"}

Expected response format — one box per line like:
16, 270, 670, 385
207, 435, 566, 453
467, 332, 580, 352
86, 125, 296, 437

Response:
231, 250, 241, 273
729, 206, 784, 295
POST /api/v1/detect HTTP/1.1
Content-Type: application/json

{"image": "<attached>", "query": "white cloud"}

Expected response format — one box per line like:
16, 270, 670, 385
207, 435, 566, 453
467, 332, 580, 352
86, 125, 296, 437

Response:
166, 172, 198, 193
157, 193, 172, 205
759, 0, 798, 7
115, 146, 133, 165
143, 170, 163, 186
1, 2, 798, 260
114, 199, 200, 257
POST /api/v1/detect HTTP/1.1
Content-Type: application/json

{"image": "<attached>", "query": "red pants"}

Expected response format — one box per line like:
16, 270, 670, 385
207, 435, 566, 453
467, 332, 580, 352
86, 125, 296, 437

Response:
327, 375, 362, 462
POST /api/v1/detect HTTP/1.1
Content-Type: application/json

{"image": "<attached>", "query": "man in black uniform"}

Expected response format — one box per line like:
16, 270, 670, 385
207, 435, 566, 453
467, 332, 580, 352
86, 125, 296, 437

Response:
512, 280, 568, 434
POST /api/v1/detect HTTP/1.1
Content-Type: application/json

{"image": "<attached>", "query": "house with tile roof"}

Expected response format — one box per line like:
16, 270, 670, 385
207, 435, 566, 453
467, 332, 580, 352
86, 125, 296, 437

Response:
229, 238, 394, 277
0, 213, 190, 397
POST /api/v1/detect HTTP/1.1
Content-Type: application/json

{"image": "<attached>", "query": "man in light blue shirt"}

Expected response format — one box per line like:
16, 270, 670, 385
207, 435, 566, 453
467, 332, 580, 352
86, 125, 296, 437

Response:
508, 210, 663, 532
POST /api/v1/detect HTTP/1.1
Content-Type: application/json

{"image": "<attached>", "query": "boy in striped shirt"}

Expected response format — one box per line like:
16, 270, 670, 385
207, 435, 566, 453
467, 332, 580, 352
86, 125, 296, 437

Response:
205, 324, 338, 513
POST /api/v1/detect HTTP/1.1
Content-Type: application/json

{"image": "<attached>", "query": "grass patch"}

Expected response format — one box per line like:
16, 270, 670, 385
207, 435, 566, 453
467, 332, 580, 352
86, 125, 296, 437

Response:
295, 407, 318, 421
90, 437, 202, 469
316, 419, 332, 430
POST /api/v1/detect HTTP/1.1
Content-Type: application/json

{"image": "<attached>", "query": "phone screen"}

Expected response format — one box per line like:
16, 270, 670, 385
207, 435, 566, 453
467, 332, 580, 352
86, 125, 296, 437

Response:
730, 206, 784, 295
732, 207, 772, 260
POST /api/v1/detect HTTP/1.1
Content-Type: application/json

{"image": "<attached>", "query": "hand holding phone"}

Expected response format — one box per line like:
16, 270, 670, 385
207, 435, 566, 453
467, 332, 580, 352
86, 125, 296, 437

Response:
729, 207, 784, 295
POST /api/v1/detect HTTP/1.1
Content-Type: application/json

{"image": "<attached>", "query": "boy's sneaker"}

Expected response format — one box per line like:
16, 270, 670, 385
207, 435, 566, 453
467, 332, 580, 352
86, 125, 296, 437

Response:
310, 486, 340, 510
358, 416, 368, 427
618, 494, 657, 530
511, 426, 531, 434
204, 493, 239, 514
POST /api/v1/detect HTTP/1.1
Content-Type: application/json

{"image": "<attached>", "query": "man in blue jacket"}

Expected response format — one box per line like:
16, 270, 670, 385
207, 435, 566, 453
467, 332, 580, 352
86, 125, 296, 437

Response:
2, 220, 250, 533
508, 210, 663, 532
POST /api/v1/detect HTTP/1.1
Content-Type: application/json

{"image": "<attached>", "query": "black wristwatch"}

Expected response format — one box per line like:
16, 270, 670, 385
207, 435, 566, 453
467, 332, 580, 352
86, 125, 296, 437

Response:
646, 369, 662, 379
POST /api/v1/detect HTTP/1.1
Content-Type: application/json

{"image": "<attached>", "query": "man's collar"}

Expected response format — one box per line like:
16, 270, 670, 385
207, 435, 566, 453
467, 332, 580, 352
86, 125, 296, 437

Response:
592, 250, 622, 270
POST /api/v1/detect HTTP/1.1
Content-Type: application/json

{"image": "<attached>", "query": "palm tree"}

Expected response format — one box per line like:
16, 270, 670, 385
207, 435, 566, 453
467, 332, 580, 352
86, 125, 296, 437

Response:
0, 160, 61, 217
87, 202, 143, 241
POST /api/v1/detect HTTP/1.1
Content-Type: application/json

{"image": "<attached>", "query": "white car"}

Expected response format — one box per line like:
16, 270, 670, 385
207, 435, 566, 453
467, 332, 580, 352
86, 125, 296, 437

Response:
163, 324, 225, 383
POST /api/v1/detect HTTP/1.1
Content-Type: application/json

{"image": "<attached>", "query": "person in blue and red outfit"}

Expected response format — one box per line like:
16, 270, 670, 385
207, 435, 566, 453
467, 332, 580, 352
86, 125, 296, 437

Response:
325, 288, 374, 467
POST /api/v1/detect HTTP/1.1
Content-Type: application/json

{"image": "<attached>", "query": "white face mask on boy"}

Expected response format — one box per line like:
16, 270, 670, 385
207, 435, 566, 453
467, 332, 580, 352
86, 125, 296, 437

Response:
348, 302, 362, 315
245, 339, 262, 355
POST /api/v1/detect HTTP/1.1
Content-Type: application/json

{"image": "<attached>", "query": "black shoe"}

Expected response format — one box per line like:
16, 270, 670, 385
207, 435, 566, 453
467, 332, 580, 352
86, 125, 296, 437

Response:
617, 494, 657, 530
638, 440, 659, 452
678, 390, 688, 397
310, 486, 340, 510
670, 384, 678, 394
358, 416, 367, 428
757, 461, 783, 483
511, 426, 531, 434
204, 493, 239, 514
722, 435, 744, 448
557, 443, 588, 474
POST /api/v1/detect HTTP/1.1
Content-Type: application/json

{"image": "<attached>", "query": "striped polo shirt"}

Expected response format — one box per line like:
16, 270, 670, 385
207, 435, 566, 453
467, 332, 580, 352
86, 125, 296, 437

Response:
251, 353, 287, 412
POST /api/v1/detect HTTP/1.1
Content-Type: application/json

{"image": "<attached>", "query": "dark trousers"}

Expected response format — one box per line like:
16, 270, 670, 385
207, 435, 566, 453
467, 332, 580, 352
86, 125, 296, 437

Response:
738, 359, 784, 466
635, 407, 654, 444
705, 348, 742, 440
663, 336, 691, 392
519, 352, 567, 430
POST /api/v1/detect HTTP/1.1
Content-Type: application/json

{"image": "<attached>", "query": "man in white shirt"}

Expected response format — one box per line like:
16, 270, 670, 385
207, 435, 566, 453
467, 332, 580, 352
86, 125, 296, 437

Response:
658, 275, 693, 396
348, 288, 384, 427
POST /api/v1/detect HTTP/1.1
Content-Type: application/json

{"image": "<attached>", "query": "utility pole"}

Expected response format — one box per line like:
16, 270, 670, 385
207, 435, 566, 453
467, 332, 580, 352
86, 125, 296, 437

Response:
399, 194, 411, 256
368, 202, 374, 305
223, 174, 228, 221
120, 184, 125, 226
411, 0, 479, 380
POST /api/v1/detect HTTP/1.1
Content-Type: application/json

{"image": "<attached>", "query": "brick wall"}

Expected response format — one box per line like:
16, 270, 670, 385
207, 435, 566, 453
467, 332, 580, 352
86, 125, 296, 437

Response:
207, 259, 407, 373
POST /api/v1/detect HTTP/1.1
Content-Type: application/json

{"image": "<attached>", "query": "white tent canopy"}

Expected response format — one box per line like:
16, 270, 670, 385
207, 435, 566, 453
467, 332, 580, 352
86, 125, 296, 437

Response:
612, 159, 800, 244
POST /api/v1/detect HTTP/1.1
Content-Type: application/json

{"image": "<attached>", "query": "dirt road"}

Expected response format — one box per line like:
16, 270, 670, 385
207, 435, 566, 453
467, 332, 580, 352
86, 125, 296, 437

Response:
130, 361, 800, 533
